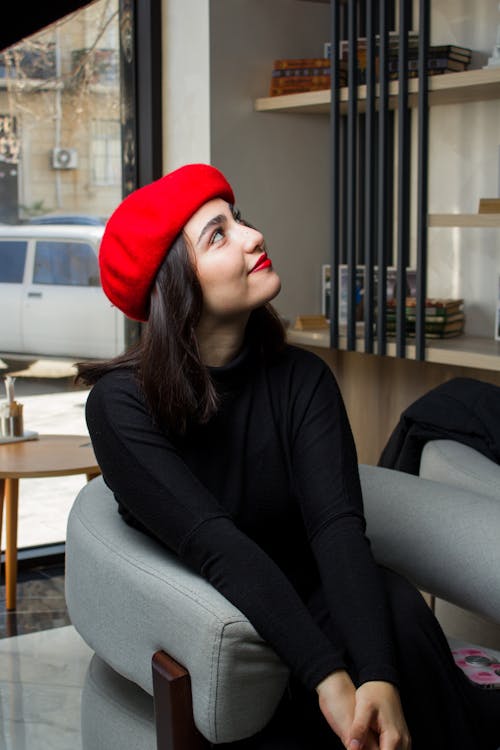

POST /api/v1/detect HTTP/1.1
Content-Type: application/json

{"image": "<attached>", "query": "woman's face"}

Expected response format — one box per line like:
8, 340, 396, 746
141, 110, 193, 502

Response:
183, 198, 281, 323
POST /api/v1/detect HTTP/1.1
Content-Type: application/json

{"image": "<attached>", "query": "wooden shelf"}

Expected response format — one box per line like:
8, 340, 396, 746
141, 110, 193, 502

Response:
429, 213, 500, 227
287, 328, 500, 371
270, 65, 500, 371
255, 67, 500, 115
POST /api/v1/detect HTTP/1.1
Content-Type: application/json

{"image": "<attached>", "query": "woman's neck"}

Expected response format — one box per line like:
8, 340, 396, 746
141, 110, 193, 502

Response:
196, 314, 249, 367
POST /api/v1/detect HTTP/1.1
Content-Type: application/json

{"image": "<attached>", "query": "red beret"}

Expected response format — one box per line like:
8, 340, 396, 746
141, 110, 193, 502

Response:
99, 163, 235, 321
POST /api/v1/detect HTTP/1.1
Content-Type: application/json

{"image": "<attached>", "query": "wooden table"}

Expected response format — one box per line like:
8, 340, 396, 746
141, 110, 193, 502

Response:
0, 434, 100, 610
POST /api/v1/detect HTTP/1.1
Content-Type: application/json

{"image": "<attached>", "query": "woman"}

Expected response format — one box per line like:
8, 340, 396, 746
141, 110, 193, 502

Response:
77, 163, 500, 750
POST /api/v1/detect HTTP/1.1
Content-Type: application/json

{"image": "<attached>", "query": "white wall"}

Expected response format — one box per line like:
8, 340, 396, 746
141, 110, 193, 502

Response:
162, 0, 500, 334
209, 0, 331, 325
424, 1, 500, 337
162, 0, 211, 170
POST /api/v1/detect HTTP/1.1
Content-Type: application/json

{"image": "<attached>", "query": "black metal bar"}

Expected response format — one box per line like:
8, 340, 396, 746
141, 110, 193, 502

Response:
415, 0, 430, 360
119, 0, 137, 197
363, 0, 377, 353
376, 0, 390, 355
135, 0, 163, 185
395, 0, 411, 358
346, 0, 358, 350
330, 0, 341, 350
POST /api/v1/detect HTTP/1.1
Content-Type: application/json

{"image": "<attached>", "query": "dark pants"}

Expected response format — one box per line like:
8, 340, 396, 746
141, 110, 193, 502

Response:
218, 568, 500, 750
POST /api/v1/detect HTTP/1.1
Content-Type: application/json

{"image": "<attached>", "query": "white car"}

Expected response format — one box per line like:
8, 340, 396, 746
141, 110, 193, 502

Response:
0, 224, 126, 360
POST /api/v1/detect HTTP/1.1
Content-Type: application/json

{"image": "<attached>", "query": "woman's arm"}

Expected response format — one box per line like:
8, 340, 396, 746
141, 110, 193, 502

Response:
86, 371, 345, 691
286, 353, 410, 746
289, 359, 399, 686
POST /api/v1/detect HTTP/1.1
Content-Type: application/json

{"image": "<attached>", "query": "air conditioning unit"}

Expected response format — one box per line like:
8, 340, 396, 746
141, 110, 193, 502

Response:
51, 147, 78, 170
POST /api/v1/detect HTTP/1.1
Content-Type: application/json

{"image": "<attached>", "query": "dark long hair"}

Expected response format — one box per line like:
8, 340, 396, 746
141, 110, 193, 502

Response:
76, 233, 286, 434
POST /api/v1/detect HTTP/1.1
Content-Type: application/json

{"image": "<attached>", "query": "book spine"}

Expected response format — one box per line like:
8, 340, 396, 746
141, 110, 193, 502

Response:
273, 58, 330, 70
272, 67, 333, 78
269, 80, 331, 96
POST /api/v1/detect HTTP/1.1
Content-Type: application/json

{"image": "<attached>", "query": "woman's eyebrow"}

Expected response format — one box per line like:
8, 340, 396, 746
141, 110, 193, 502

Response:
197, 214, 227, 245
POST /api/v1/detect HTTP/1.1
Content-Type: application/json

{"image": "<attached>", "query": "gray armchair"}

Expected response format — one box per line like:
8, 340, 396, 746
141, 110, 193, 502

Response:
65, 460, 500, 750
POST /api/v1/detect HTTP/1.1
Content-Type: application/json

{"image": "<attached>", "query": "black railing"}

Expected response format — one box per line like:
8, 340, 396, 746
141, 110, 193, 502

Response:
330, 0, 429, 360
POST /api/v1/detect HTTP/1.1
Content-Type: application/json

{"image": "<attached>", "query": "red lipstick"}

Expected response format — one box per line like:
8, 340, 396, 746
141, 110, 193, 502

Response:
250, 252, 272, 273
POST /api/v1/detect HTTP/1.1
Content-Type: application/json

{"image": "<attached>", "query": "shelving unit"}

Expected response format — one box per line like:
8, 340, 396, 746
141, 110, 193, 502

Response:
255, 66, 500, 114
428, 214, 500, 227
287, 328, 500, 371
256, 60, 500, 371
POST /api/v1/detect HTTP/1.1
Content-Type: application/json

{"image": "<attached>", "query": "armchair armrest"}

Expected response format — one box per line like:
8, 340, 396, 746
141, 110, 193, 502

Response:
420, 439, 500, 499
359, 464, 500, 626
65, 476, 289, 744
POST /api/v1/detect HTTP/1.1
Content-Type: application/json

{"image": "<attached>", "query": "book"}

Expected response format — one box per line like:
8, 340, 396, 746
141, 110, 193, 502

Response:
322, 265, 417, 324
424, 329, 464, 339
273, 58, 330, 70
269, 77, 332, 96
272, 67, 334, 78
479, 198, 500, 214
423, 319, 464, 333
293, 314, 329, 330
404, 312, 465, 324
388, 297, 464, 316
387, 325, 465, 339
426, 44, 472, 63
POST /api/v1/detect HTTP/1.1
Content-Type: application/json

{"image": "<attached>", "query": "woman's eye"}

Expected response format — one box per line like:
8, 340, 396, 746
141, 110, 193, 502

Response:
210, 228, 224, 244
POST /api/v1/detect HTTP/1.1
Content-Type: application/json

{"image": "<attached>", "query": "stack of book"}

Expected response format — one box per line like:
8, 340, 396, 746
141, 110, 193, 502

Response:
336, 34, 472, 83
386, 298, 465, 339
269, 58, 345, 96
269, 37, 472, 97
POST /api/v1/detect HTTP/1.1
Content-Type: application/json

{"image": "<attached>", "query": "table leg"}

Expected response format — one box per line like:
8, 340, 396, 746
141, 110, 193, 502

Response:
0, 478, 4, 599
5, 478, 19, 611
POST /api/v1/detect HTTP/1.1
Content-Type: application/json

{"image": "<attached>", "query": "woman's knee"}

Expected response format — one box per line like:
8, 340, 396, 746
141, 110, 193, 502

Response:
379, 566, 433, 631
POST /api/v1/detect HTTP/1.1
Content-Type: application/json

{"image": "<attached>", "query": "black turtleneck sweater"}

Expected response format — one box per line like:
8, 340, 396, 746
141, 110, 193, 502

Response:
85, 343, 399, 692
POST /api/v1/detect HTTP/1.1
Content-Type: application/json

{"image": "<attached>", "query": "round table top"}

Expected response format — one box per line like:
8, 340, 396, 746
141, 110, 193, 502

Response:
0, 434, 100, 479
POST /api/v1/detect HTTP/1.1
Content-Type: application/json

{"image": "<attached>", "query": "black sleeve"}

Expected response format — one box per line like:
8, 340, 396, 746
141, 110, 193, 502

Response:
85, 371, 348, 691
288, 358, 400, 688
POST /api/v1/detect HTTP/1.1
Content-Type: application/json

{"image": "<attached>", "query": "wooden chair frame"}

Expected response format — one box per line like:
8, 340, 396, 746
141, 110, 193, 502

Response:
152, 651, 210, 750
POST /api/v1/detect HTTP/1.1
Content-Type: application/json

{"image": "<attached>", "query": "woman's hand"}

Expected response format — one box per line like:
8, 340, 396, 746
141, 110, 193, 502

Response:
316, 674, 411, 750
316, 671, 379, 749
348, 681, 411, 750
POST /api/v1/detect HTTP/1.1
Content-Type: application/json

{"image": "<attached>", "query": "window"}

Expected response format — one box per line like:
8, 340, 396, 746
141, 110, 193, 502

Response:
33, 240, 100, 286
0, 240, 27, 282
90, 118, 121, 186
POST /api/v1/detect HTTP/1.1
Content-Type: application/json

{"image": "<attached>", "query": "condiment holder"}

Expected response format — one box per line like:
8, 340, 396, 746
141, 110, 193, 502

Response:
0, 376, 24, 438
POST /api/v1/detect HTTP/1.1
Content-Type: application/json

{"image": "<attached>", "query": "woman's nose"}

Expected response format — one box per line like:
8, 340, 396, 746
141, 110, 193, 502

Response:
241, 225, 264, 252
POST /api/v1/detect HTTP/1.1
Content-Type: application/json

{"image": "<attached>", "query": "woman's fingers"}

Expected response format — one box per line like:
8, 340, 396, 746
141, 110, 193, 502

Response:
348, 699, 374, 748
349, 681, 411, 750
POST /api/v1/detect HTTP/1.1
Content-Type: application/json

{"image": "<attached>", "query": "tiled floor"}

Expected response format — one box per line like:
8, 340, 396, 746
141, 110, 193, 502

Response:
0, 565, 70, 639
0, 567, 93, 750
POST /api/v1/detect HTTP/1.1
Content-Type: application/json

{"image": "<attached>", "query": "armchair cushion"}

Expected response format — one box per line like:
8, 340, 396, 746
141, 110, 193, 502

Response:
65, 476, 289, 745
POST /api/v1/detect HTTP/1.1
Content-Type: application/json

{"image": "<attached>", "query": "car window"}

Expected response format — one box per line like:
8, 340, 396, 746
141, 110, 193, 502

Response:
33, 241, 100, 286
0, 240, 28, 283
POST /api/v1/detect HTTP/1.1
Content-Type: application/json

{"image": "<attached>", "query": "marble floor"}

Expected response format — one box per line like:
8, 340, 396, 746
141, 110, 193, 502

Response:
0, 567, 93, 750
